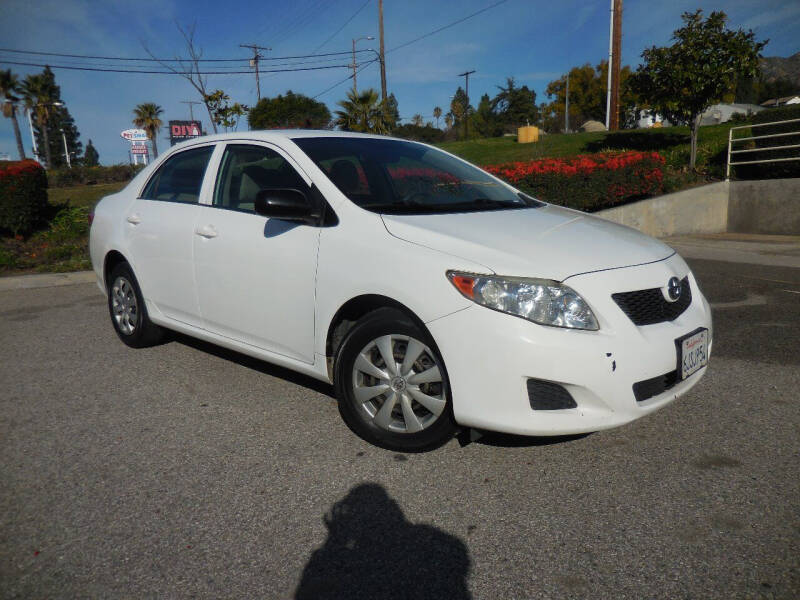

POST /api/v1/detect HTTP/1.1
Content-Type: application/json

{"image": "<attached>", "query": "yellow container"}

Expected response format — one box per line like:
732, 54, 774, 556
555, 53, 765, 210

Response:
517, 126, 539, 143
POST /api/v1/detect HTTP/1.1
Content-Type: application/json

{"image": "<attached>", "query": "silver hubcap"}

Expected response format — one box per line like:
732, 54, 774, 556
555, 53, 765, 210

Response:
352, 334, 446, 434
111, 276, 138, 335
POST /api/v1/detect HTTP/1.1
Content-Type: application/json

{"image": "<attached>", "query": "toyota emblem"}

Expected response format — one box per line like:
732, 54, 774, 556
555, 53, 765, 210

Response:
667, 277, 682, 302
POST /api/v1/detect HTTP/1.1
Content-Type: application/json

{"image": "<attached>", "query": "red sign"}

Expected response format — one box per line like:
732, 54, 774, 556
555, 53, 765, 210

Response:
131, 145, 149, 155
169, 120, 202, 145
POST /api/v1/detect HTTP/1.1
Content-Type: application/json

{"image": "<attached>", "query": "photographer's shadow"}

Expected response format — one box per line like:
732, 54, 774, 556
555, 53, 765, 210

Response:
295, 483, 471, 600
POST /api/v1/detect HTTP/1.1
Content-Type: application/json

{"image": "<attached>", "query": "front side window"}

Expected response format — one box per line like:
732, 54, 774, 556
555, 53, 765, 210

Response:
213, 144, 308, 213
141, 145, 215, 203
293, 137, 543, 215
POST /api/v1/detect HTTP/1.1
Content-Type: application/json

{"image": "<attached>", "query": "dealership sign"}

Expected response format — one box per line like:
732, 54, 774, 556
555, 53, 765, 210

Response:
131, 144, 149, 155
169, 120, 202, 146
120, 128, 148, 142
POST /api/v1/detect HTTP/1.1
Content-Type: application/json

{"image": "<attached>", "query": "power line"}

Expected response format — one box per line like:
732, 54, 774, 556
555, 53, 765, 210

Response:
388, 0, 509, 54
0, 47, 369, 63
313, 58, 378, 99
0, 59, 355, 75
313, 0, 372, 53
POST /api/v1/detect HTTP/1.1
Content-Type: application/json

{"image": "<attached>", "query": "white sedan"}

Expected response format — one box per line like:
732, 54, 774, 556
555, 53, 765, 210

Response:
90, 131, 711, 451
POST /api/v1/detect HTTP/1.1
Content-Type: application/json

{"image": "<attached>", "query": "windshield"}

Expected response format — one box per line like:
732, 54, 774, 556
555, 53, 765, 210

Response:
293, 137, 543, 215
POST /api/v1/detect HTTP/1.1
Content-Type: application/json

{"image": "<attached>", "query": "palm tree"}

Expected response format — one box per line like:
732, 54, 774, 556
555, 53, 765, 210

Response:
334, 88, 390, 134
0, 70, 26, 160
433, 106, 442, 129
133, 103, 164, 157
22, 73, 56, 167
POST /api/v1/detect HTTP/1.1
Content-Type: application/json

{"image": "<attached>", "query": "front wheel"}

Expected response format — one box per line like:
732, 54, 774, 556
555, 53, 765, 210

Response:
334, 308, 456, 451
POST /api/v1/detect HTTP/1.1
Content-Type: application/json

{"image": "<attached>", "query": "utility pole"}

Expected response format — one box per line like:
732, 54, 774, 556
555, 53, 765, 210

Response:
180, 100, 202, 122
609, 0, 622, 131
378, 0, 387, 102
565, 73, 570, 133
240, 43, 271, 101
458, 70, 476, 139
352, 36, 374, 96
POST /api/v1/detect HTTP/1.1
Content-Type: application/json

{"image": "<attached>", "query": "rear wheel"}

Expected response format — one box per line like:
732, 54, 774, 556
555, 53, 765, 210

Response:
107, 262, 164, 348
334, 308, 456, 451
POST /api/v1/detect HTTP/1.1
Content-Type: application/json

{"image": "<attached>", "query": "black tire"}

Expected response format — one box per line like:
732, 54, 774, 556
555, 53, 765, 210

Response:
107, 262, 164, 348
334, 307, 457, 452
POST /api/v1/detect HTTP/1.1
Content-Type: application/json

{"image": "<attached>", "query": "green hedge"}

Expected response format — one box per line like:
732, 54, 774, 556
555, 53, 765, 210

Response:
0, 160, 48, 236
734, 105, 800, 179
48, 164, 144, 188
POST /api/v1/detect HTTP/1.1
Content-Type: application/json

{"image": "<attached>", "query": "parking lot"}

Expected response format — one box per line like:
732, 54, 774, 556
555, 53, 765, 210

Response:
1, 250, 798, 598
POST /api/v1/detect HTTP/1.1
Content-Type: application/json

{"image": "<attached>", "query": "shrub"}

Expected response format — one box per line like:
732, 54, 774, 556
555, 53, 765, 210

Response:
734, 104, 800, 179
484, 151, 665, 211
392, 124, 445, 144
0, 160, 48, 236
47, 164, 144, 188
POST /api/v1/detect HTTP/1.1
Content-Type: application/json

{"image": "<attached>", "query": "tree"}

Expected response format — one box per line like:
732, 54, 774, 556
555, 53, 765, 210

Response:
21, 67, 81, 168
433, 106, 442, 128
145, 23, 217, 133
133, 103, 164, 158
334, 88, 392, 134
1, 70, 26, 160
83, 139, 99, 166
444, 114, 453, 130
471, 93, 502, 138
204, 90, 248, 131
411, 114, 424, 127
447, 87, 473, 139
544, 62, 638, 132
392, 123, 445, 143
632, 10, 766, 168
22, 71, 57, 167
492, 77, 539, 132
248, 91, 331, 129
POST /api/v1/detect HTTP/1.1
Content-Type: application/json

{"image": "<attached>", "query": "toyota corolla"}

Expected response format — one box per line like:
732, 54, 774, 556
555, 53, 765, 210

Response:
89, 131, 711, 451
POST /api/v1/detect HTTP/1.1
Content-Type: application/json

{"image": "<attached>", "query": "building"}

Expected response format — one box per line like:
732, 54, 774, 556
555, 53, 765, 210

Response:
760, 95, 800, 108
699, 103, 765, 126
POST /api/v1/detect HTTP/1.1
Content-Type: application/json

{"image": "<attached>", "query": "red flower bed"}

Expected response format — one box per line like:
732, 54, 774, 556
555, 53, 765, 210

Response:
484, 151, 665, 211
0, 160, 48, 236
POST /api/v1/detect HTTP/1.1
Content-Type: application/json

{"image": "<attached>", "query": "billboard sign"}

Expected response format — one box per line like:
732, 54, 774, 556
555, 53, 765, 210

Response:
131, 145, 149, 155
121, 128, 148, 142
169, 120, 202, 146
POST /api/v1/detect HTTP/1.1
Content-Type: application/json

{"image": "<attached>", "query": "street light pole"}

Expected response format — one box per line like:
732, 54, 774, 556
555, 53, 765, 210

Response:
25, 107, 39, 163
351, 36, 374, 96
60, 128, 71, 168
457, 70, 476, 139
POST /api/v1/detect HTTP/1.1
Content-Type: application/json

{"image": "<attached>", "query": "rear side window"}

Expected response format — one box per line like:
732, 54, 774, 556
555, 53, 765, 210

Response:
141, 146, 215, 203
213, 144, 308, 213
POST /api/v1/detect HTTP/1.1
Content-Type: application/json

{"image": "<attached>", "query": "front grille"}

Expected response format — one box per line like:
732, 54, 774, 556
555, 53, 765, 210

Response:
633, 370, 679, 402
612, 276, 692, 326
527, 379, 577, 410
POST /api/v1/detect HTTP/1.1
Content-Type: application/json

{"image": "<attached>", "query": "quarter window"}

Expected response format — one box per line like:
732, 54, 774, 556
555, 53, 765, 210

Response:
214, 144, 308, 213
141, 145, 215, 203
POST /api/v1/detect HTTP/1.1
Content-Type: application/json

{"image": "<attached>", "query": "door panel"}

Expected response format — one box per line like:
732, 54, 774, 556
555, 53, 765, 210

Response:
193, 143, 319, 363
124, 144, 216, 327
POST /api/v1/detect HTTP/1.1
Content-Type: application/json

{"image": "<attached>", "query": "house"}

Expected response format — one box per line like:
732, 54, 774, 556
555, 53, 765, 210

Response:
699, 103, 765, 126
760, 95, 800, 108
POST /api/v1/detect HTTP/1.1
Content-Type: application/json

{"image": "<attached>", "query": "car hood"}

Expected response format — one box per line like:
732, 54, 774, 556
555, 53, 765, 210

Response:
380, 204, 675, 281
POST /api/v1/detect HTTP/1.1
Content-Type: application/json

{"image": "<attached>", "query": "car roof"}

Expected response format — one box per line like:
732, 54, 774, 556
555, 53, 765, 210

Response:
176, 129, 405, 145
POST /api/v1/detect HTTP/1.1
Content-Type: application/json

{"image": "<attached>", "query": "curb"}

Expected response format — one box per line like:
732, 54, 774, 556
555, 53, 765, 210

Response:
0, 270, 97, 291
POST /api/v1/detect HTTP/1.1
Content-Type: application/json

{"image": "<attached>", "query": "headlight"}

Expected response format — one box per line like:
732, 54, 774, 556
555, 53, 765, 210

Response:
447, 271, 599, 330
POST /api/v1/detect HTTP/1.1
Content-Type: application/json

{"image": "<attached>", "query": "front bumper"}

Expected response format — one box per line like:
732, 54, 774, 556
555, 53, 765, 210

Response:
427, 253, 712, 436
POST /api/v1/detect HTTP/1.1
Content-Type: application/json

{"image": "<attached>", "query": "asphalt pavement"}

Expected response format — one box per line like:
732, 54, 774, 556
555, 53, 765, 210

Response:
1, 243, 798, 598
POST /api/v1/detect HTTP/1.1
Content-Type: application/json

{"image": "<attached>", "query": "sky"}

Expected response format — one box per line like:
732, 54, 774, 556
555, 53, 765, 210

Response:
1, 0, 799, 165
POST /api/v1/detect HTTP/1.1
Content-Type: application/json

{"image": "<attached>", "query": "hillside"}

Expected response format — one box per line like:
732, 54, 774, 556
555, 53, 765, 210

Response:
760, 52, 800, 86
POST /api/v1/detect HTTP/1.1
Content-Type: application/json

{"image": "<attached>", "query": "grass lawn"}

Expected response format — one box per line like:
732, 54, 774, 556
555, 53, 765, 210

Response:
0, 182, 126, 275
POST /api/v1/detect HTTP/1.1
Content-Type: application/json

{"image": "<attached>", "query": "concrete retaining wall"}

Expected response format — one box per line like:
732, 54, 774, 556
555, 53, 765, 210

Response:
728, 178, 800, 235
595, 182, 729, 237
594, 178, 800, 236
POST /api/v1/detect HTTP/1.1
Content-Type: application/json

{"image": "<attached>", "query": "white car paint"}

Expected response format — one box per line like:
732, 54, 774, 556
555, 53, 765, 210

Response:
90, 130, 712, 437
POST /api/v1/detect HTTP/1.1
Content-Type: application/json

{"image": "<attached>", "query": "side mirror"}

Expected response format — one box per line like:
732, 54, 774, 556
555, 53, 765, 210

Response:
254, 188, 318, 224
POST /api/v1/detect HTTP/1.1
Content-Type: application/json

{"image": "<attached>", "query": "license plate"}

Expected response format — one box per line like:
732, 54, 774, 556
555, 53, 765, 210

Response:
677, 328, 709, 380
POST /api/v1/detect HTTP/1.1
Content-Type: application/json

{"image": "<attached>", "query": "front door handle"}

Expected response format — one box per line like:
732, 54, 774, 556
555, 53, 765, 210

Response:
126, 214, 142, 225
194, 225, 218, 239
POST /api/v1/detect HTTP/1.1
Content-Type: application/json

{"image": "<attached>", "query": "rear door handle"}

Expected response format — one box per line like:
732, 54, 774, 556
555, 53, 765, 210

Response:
194, 225, 218, 239
126, 214, 142, 225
